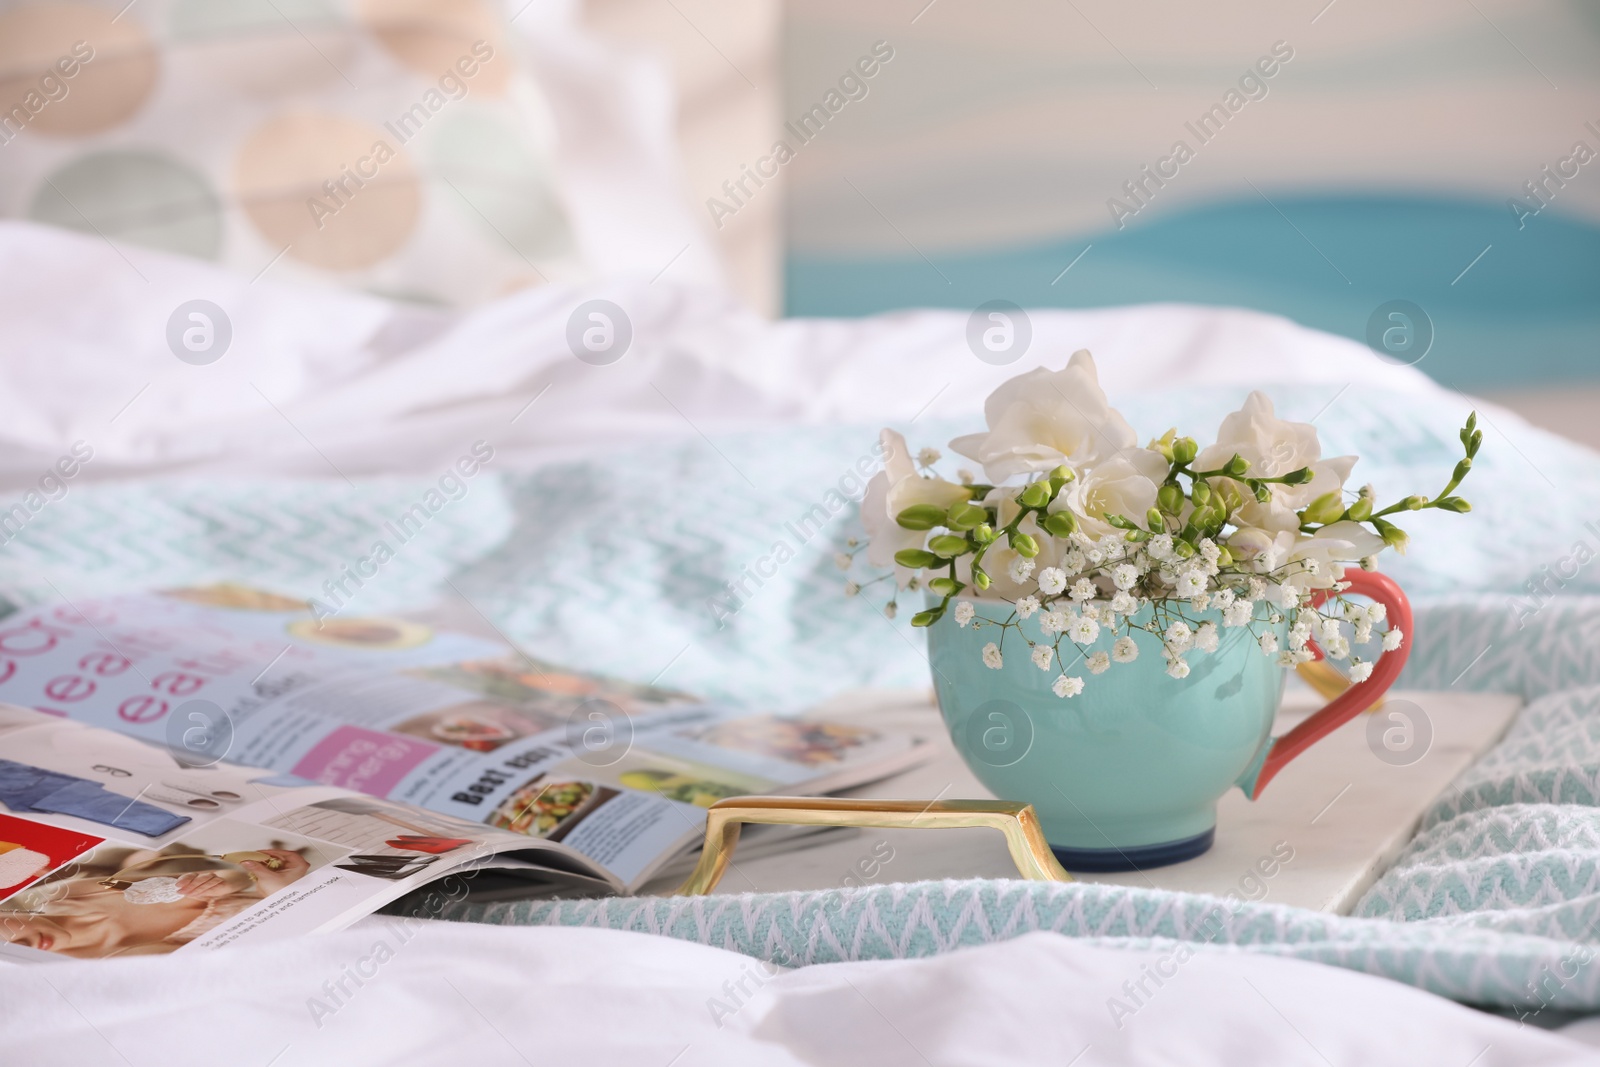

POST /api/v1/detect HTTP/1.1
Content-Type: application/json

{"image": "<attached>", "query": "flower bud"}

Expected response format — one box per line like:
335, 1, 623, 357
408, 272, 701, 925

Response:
1010, 533, 1039, 558
1302, 491, 1346, 525
946, 502, 987, 530
1453, 457, 1472, 482
1372, 518, 1410, 553
1145, 508, 1166, 533
1191, 480, 1212, 507
910, 609, 941, 627
1280, 466, 1313, 486
1019, 481, 1051, 508
928, 534, 971, 558
972, 523, 996, 543
1214, 546, 1233, 567
1404, 495, 1428, 511
893, 548, 939, 569
1433, 496, 1472, 513
1041, 511, 1078, 538
928, 576, 965, 596
1223, 454, 1249, 478
1171, 437, 1198, 466
1150, 428, 1177, 460
1048, 464, 1075, 489
973, 567, 991, 590
895, 504, 948, 530
1346, 498, 1372, 521
1157, 483, 1184, 514
1174, 539, 1197, 559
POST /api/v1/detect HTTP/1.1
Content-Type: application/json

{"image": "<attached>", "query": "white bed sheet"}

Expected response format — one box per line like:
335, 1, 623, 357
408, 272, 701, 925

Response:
2, 919, 1596, 1066
0, 221, 1445, 489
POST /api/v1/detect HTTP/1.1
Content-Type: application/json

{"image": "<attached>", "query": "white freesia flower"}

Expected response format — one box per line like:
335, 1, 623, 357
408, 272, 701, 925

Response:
861, 428, 970, 585
1195, 392, 1357, 534
982, 642, 1003, 669
950, 350, 1139, 482
1284, 521, 1386, 590
1055, 450, 1168, 540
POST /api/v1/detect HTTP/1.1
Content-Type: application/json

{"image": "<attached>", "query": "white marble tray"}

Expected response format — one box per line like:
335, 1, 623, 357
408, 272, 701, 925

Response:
639, 685, 1521, 914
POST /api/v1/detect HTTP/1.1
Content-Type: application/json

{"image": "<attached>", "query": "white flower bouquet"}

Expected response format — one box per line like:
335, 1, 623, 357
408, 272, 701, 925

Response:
846, 351, 1480, 698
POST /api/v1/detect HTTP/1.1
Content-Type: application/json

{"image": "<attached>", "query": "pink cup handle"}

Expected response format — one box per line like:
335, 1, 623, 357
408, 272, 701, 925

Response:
1245, 569, 1413, 799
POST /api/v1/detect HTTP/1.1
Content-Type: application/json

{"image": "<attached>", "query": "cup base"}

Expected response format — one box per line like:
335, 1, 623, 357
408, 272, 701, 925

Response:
1050, 827, 1215, 872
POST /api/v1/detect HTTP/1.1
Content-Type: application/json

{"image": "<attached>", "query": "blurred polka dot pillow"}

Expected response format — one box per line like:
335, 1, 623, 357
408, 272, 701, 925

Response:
0, 0, 582, 306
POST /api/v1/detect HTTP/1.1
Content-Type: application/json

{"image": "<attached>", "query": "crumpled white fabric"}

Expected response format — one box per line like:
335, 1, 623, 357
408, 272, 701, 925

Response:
0, 220, 1447, 491
1, 921, 1594, 1066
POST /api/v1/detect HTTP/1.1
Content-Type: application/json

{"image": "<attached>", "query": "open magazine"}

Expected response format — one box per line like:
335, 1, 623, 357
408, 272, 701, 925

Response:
0, 585, 931, 961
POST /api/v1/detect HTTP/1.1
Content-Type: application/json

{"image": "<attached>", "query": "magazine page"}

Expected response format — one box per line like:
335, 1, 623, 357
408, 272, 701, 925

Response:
0, 587, 930, 891
0, 705, 607, 962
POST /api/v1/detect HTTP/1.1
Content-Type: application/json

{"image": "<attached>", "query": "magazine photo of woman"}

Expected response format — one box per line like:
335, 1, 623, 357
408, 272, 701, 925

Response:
0, 843, 315, 959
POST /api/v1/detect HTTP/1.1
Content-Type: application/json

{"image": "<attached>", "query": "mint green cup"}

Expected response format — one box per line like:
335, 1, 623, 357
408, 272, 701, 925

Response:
927, 598, 1289, 870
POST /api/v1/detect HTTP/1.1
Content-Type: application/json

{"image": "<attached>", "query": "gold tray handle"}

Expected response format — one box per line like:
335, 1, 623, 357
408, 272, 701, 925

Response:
673, 795, 1073, 896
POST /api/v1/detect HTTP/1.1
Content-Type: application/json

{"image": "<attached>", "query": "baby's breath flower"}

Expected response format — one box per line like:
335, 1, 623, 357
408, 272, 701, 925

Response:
1194, 621, 1220, 653
1053, 674, 1085, 698
1325, 635, 1351, 660
1111, 563, 1139, 590
1349, 660, 1375, 683
1175, 571, 1207, 599
957, 468, 976, 485
1213, 587, 1236, 610
1165, 655, 1191, 680
844, 581, 860, 596
954, 601, 976, 627
884, 602, 898, 619
1110, 591, 1139, 616
916, 446, 942, 468
1086, 651, 1111, 674
1223, 601, 1254, 628
1148, 534, 1176, 562
1112, 636, 1139, 663
1258, 632, 1280, 656
1165, 620, 1193, 653
1031, 644, 1054, 671
834, 552, 853, 571
1382, 628, 1404, 651
1189, 593, 1211, 613
1366, 603, 1388, 625
1062, 548, 1088, 574
1038, 567, 1067, 595
1009, 556, 1036, 584
1068, 614, 1100, 645
1070, 577, 1096, 602
1015, 595, 1040, 619
1040, 609, 1069, 636
982, 642, 1003, 670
